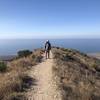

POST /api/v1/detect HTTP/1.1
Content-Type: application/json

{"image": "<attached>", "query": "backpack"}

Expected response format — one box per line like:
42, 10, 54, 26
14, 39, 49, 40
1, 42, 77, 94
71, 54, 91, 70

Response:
45, 42, 51, 51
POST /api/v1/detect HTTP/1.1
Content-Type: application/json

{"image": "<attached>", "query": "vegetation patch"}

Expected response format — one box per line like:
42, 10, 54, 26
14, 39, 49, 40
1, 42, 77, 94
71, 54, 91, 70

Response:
52, 47, 100, 100
17, 50, 32, 58
0, 49, 43, 100
0, 61, 7, 72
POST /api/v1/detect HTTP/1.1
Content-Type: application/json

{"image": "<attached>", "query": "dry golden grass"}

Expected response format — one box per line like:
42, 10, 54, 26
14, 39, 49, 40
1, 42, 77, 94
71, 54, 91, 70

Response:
0, 67, 24, 100
0, 49, 44, 100
52, 47, 100, 100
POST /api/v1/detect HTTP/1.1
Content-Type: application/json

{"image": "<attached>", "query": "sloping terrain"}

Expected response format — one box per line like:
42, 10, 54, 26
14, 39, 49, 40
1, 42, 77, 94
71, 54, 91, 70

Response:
0, 49, 43, 100
52, 47, 100, 100
1, 47, 100, 100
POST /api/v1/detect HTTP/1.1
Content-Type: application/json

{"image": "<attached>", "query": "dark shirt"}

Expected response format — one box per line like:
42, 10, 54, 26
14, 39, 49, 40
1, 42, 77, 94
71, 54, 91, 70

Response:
45, 42, 51, 51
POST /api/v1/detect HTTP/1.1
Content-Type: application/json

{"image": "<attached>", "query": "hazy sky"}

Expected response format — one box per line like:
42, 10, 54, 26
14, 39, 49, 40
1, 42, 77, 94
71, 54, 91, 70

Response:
0, 0, 100, 39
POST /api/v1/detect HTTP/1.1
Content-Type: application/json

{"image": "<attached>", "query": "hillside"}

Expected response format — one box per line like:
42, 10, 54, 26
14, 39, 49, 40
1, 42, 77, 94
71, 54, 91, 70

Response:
52, 47, 100, 100
0, 47, 100, 100
0, 49, 44, 100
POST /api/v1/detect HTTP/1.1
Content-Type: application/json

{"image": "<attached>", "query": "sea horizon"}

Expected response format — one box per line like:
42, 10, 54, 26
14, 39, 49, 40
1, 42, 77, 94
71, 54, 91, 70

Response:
0, 39, 100, 56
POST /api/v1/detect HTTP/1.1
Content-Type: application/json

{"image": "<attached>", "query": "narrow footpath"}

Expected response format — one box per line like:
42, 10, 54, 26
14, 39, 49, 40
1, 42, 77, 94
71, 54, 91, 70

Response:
26, 53, 62, 100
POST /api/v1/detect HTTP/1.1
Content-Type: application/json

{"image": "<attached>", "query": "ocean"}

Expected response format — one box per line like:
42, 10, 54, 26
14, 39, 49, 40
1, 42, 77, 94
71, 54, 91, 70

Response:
0, 39, 100, 55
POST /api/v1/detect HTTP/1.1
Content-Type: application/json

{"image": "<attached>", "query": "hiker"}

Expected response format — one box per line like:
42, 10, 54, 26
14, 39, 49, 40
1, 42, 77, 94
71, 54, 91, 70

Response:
45, 40, 51, 59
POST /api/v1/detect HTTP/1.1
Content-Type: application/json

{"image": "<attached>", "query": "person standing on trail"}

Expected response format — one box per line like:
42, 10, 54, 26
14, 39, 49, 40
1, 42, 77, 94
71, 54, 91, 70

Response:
45, 40, 51, 59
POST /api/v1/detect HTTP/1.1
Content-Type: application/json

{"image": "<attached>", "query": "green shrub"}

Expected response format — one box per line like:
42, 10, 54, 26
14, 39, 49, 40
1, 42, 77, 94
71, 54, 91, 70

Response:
90, 62, 98, 68
17, 50, 32, 58
0, 61, 7, 72
32, 54, 36, 59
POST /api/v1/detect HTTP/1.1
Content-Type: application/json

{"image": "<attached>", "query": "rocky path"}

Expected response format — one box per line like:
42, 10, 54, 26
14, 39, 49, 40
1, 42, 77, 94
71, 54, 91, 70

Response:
26, 53, 62, 100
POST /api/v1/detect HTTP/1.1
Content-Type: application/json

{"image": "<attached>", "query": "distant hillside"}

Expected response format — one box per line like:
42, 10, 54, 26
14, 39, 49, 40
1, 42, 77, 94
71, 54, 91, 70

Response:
52, 47, 100, 100
0, 55, 16, 61
88, 53, 100, 60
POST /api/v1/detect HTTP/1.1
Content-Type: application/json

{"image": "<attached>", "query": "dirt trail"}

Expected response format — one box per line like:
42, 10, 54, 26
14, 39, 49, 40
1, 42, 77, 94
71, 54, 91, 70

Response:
27, 52, 62, 100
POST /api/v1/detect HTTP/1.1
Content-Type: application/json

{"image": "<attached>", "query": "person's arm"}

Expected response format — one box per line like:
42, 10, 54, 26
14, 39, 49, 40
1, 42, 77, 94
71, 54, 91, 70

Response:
44, 42, 46, 50
49, 43, 51, 50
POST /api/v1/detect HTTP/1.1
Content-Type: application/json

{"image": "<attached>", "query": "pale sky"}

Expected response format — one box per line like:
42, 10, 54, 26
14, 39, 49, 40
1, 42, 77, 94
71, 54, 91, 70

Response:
0, 0, 100, 39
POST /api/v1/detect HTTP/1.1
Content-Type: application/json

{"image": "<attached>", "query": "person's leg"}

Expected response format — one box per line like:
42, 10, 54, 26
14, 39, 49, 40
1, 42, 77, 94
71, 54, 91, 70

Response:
45, 51, 47, 59
48, 50, 50, 59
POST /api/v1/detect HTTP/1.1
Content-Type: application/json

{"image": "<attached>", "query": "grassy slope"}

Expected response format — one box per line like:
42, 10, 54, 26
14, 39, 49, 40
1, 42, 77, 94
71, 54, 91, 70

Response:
52, 47, 100, 100
0, 49, 44, 100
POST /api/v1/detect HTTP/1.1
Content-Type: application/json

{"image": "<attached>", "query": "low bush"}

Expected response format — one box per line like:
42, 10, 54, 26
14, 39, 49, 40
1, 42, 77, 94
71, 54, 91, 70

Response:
17, 50, 32, 58
0, 61, 7, 72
